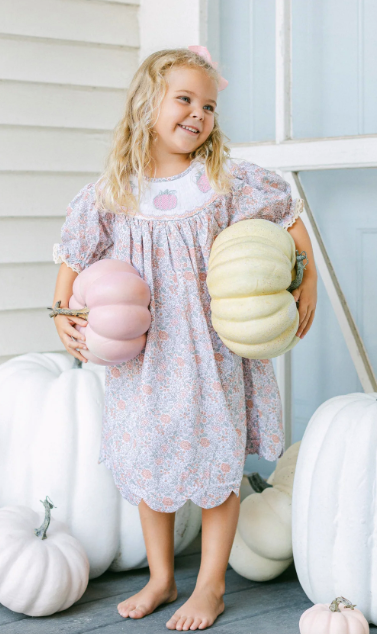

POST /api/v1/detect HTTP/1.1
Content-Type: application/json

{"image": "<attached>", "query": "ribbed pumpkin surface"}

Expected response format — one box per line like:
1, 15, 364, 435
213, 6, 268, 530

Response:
207, 219, 300, 359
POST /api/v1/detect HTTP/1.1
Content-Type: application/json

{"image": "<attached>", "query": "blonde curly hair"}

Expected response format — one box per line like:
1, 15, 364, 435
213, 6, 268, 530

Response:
95, 47, 233, 216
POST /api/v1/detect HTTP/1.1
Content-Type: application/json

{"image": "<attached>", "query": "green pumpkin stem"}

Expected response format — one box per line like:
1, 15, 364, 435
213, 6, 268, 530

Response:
247, 472, 273, 492
47, 300, 89, 320
34, 496, 56, 540
287, 250, 309, 292
329, 596, 357, 612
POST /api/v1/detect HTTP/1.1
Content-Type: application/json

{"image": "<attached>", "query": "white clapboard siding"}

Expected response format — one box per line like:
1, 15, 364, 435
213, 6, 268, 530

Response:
0, 127, 112, 172
1, 0, 139, 47
0, 0, 140, 364
0, 309, 65, 357
0, 37, 138, 88
0, 82, 127, 130
0, 173, 99, 217
101, 0, 139, 3
0, 217, 72, 265
0, 263, 58, 311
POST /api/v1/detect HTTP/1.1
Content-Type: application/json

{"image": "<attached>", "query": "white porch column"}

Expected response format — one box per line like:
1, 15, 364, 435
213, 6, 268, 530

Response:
139, 0, 207, 64
275, 0, 293, 449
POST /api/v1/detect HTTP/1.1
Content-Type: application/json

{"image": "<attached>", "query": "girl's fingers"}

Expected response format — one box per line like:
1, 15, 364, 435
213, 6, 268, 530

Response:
70, 317, 88, 327
67, 325, 86, 341
300, 309, 316, 337
297, 307, 308, 336
71, 350, 88, 362
298, 308, 313, 337
65, 333, 87, 350
64, 336, 88, 362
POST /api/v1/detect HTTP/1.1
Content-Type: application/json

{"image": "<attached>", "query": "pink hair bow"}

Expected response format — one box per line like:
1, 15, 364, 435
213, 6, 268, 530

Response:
188, 45, 228, 91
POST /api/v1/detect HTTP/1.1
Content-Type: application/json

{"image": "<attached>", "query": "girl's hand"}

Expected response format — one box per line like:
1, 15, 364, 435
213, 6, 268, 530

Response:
54, 312, 89, 363
291, 276, 317, 339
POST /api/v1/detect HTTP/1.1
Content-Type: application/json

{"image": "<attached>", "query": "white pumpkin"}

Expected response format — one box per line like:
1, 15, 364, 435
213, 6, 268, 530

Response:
0, 498, 89, 616
292, 392, 377, 625
229, 441, 300, 581
0, 352, 201, 579
207, 219, 303, 359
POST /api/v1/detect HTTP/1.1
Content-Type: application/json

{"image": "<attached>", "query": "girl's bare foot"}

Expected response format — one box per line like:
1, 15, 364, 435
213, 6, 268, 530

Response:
166, 585, 225, 630
118, 578, 177, 619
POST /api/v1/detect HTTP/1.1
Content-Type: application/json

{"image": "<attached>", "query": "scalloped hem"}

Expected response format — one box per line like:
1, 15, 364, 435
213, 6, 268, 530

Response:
283, 198, 304, 230
53, 244, 82, 274
98, 454, 241, 513
245, 442, 284, 461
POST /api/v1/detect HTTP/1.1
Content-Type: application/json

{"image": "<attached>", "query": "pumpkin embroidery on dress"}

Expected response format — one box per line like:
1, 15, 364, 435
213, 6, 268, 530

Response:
195, 170, 211, 193
153, 190, 178, 211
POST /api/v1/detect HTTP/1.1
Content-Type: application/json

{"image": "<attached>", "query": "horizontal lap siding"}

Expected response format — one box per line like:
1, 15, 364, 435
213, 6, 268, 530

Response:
0, 0, 139, 364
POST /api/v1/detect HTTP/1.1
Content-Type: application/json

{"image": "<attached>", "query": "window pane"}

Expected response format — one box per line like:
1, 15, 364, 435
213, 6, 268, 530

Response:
292, 0, 377, 138
208, 0, 275, 143
292, 168, 377, 442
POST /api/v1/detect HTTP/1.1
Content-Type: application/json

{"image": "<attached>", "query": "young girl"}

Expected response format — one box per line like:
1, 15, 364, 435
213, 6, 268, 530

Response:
52, 47, 317, 631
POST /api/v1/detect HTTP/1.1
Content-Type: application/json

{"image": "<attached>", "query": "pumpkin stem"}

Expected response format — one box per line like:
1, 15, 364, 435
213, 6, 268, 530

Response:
247, 472, 273, 492
329, 596, 357, 612
72, 358, 83, 369
47, 300, 89, 320
34, 496, 56, 540
287, 250, 308, 292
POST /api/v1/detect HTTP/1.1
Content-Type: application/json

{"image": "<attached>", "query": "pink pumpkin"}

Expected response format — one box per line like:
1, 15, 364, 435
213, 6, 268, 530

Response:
299, 596, 369, 634
69, 259, 151, 366
153, 190, 177, 211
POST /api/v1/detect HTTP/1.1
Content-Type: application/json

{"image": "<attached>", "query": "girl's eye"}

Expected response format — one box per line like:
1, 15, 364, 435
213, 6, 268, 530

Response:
178, 96, 214, 112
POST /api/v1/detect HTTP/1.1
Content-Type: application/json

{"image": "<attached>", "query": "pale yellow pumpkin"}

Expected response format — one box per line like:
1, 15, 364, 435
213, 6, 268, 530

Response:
207, 219, 302, 359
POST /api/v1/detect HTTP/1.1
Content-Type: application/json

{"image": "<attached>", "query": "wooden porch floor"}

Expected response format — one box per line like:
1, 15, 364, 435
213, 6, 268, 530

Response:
1, 533, 376, 633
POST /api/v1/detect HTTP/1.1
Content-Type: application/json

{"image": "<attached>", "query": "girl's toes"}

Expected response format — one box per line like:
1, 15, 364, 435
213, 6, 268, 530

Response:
183, 616, 194, 630
190, 618, 202, 631
118, 602, 133, 617
166, 614, 180, 630
176, 616, 187, 630
129, 605, 147, 619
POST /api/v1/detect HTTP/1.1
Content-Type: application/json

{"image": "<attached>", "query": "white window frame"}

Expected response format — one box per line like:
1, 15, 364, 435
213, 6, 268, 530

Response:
228, 0, 377, 448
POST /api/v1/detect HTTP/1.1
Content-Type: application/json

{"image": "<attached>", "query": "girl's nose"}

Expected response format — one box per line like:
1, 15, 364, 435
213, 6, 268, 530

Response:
190, 109, 204, 121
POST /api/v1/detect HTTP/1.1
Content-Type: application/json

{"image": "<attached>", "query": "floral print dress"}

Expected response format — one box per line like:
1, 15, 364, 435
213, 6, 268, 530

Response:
53, 157, 304, 512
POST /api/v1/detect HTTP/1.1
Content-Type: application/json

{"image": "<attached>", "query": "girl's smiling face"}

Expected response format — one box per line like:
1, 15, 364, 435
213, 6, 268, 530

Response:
151, 66, 218, 158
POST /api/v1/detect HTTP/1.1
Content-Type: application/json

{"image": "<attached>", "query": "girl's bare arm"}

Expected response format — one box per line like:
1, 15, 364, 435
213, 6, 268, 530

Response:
287, 217, 318, 339
52, 263, 89, 363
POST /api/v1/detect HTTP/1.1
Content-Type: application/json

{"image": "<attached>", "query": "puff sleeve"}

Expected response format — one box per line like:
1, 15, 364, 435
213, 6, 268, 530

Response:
228, 160, 304, 230
53, 182, 114, 274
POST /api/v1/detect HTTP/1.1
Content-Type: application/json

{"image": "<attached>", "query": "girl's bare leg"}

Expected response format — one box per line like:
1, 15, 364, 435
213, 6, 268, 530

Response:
166, 491, 240, 631
118, 499, 177, 619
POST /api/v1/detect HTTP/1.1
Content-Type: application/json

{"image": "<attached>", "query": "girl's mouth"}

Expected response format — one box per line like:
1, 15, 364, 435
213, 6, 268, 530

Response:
177, 124, 200, 136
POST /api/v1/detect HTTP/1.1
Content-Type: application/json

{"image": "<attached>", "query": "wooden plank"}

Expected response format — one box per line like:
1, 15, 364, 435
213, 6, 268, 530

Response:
0, 263, 59, 311
0, 561, 306, 633
0, 173, 99, 217
0, 0, 139, 47
0, 81, 126, 130
229, 135, 377, 170
275, 0, 292, 142
101, 0, 139, 3
0, 217, 69, 264
0, 309, 63, 356
287, 171, 377, 393
0, 37, 138, 88
0, 127, 111, 172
